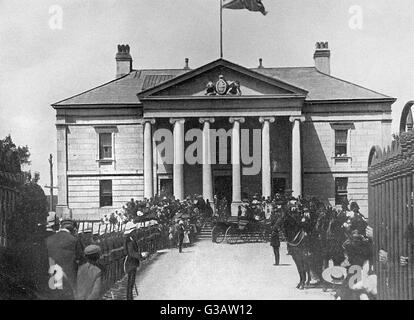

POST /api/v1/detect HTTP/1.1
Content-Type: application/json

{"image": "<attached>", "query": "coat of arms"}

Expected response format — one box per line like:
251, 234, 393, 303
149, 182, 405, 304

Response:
216, 75, 228, 95
205, 75, 242, 96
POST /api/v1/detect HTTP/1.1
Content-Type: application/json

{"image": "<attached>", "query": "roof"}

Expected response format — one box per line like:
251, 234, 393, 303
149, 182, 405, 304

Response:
52, 60, 394, 107
252, 67, 393, 101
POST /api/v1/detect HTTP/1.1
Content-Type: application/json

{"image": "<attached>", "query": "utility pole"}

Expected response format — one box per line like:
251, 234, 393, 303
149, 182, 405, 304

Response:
44, 154, 58, 212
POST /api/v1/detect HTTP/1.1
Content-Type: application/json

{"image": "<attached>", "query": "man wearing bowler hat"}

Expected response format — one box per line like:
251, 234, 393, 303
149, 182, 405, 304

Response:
46, 219, 83, 299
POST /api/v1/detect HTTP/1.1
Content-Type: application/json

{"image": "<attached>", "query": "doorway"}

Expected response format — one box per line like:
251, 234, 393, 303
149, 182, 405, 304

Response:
159, 178, 173, 198
214, 175, 232, 204
272, 177, 286, 195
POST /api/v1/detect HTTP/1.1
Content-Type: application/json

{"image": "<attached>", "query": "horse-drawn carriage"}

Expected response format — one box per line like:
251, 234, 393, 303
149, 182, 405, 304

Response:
211, 216, 271, 244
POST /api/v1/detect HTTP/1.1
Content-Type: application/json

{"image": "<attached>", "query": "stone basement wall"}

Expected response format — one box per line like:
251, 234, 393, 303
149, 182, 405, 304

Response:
68, 175, 144, 219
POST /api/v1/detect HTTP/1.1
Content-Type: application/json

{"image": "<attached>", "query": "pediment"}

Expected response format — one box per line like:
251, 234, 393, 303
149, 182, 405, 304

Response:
138, 59, 308, 99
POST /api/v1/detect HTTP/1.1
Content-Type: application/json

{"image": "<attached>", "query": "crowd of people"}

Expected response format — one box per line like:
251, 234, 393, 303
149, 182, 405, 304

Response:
44, 194, 217, 300
266, 194, 376, 300
42, 191, 377, 300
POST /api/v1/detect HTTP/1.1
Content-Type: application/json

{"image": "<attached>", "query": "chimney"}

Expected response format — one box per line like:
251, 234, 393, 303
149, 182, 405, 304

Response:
313, 42, 331, 75
116, 44, 132, 78
258, 58, 264, 68
183, 58, 190, 70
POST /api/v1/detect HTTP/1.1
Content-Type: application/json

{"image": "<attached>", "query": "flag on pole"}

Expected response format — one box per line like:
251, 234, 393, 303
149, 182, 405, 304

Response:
222, 0, 268, 15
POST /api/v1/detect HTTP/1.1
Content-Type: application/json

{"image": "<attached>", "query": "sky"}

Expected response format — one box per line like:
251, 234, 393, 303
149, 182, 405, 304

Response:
0, 0, 413, 193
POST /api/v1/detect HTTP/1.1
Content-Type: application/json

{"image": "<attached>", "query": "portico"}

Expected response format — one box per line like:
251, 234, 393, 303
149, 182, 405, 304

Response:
140, 113, 303, 215
136, 59, 308, 215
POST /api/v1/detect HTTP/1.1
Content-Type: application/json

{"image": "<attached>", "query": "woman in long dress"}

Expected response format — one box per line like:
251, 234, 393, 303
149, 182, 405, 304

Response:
183, 223, 191, 247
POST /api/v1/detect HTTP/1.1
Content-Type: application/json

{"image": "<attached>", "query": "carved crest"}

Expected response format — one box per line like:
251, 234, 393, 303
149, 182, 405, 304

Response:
205, 75, 241, 96
216, 76, 228, 95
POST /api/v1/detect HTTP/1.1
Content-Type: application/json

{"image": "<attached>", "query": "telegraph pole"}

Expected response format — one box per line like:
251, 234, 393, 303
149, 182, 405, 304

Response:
44, 154, 58, 212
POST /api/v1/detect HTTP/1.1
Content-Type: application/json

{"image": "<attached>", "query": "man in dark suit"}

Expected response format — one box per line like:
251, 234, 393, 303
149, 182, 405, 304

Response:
123, 221, 140, 300
270, 225, 280, 265
46, 219, 83, 300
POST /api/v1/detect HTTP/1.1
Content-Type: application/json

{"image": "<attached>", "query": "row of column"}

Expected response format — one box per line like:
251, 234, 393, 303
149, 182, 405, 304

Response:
143, 116, 305, 214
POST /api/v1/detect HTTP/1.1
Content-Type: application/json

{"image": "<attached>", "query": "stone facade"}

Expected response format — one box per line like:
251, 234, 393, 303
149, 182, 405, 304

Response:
52, 43, 395, 219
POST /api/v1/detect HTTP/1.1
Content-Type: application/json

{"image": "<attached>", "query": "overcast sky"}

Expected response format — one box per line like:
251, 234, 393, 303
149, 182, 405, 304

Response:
0, 0, 413, 192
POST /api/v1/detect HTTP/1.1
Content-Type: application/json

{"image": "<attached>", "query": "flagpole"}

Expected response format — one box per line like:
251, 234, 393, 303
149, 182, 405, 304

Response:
220, 0, 223, 58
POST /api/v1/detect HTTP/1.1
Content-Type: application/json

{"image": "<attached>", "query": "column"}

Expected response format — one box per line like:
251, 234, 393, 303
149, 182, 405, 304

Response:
170, 118, 185, 200
229, 117, 245, 216
289, 116, 305, 198
56, 124, 71, 218
199, 118, 215, 203
259, 116, 275, 199
143, 118, 155, 200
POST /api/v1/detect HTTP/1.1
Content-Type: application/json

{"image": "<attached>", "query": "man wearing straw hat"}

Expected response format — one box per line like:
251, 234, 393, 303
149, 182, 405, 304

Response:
123, 221, 140, 300
45, 212, 58, 237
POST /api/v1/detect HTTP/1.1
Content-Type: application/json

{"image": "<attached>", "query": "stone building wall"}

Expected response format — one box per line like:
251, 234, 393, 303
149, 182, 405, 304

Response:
302, 104, 392, 213
57, 108, 144, 219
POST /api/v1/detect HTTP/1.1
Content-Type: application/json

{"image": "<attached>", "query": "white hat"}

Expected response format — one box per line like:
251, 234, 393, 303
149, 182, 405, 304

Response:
124, 221, 137, 235
322, 266, 347, 285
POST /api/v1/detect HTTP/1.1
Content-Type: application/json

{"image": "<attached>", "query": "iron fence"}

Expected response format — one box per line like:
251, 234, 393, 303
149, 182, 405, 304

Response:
368, 131, 414, 300
74, 220, 168, 294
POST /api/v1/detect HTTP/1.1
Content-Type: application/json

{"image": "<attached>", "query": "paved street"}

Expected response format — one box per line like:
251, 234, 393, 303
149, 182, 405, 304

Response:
133, 240, 332, 300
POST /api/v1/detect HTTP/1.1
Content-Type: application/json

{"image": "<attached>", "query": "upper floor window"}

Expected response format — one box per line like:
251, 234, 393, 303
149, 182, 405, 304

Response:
99, 133, 112, 160
330, 123, 353, 163
94, 126, 117, 163
335, 130, 348, 157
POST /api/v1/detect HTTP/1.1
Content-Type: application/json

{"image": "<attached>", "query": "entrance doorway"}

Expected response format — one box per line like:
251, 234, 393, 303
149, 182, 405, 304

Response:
214, 175, 232, 216
159, 178, 173, 198
272, 177, 286, 195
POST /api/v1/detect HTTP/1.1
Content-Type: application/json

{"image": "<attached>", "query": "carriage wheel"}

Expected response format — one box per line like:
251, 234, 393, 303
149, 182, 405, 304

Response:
225, 226, 238, 244
211, 226, 225, 243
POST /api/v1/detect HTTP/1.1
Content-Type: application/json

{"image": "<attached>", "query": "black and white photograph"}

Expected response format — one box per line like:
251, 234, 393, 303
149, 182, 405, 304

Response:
0, 0, 413, 306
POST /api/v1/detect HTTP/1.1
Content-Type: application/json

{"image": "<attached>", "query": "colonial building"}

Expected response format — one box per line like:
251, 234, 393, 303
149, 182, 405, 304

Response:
52, 42, 395, 219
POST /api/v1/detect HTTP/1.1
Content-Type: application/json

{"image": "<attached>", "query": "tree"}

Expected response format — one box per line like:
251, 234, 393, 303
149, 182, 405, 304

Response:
0, 134, 31, 166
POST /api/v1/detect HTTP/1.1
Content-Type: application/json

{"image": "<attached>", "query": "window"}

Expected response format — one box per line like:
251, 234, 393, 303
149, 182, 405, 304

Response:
100, 180, 113, 207
335, 130, 348, 157
335, 178, 348, 206
99, 133, 112, 160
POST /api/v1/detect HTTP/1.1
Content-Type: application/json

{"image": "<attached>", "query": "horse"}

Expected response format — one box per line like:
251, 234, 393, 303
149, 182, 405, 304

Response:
282, 208, 312, 289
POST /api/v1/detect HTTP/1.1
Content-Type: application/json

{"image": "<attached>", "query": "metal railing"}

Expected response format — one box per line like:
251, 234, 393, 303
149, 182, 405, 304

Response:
368, 131, 414, 300
75, 220, 168, 294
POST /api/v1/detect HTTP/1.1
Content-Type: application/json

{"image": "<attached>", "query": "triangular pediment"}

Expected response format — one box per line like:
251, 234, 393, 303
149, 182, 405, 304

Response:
138, 59, 308, 99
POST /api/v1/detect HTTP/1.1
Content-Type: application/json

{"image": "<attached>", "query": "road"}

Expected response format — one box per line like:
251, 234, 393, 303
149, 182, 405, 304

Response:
133, 240, 332, 300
